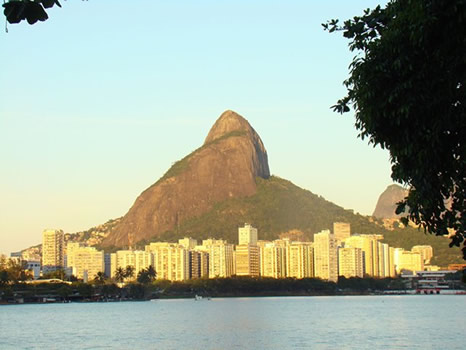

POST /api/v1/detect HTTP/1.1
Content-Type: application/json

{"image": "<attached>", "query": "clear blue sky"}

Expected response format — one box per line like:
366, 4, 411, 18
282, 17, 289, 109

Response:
0, 0, 392, 255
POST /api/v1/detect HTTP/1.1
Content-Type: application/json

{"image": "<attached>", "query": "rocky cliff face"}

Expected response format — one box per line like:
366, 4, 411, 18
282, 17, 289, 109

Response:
372, 184, 409, 219
102, 110, 270, 247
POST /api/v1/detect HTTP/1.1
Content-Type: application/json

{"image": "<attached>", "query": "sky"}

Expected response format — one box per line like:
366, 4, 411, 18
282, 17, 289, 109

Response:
0, 0, 392, 255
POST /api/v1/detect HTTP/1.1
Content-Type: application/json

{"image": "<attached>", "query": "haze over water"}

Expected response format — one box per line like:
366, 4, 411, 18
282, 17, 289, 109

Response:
1, 295, 463, 349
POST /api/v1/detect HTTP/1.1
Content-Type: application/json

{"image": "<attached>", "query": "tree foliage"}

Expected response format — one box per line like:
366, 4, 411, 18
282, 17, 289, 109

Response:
323, 0, 466, 258
137, 265, 156, 284
3, 0, 61, 25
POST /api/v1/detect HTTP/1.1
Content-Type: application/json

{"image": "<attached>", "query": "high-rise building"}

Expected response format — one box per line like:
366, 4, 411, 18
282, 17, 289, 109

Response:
189, 250, 209, 279
235, 244, 260, 277
338, 247, 363, 278
145, 243, 188, 281
201, 239, 234, 278
66, 243, 104, 280
111, 250, 154, 280
286, 241, 314, 279
235, 224, 260, 276
179, 237, 198, 250
333, 222, 351, 243
258, 241, 286, 278
313, 230, 338, 282
411, 245, 433, 264
238, 223, 258, 245
394, 248, 424, 274
42, 229, 64, 273
389, 247, 396, 277
344, 235, 375, 277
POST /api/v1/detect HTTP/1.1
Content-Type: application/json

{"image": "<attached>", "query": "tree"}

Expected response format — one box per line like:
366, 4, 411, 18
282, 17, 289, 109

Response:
93, 271, 107, 285
146, 265, 156, 281
3, 0, 61, 26
5, 259, 32, 282
114, 267, 126, 283
124, 265, 135, 280
136, 266, 156, 285
0, 270, 10, 286
323, 0, 466, 258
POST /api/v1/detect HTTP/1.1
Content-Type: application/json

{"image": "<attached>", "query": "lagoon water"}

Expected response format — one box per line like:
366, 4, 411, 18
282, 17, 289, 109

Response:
0, 295, 464, 349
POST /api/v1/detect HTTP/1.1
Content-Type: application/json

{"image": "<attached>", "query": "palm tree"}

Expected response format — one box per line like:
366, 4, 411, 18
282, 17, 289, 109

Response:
137, 269, 150, 284
115, 267, 125, 283
124, 265, 135, 280
93, 271, 107, 284
146, 265, 156, 282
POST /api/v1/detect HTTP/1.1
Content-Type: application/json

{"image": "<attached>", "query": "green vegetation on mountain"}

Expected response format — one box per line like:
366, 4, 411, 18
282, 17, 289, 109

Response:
154, 176, 462, 266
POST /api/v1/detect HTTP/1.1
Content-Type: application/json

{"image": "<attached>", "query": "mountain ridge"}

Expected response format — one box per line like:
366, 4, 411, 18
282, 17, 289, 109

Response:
102, 110, 270, 247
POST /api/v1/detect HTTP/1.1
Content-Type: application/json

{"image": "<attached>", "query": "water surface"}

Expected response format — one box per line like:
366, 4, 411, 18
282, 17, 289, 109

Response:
0, 295, 463, 349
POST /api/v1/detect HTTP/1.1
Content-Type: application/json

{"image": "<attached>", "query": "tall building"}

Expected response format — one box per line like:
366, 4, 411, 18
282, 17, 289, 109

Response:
42, 229, 64, 273
66, 243, 104, 280
179, 237, 198, 250
189, 250, 209, 279
333, 222, 351, 243
111, 250, 154, 280
389, 247, 396, 277
286, 241, 314, 279
344, 235, 375, 277
394, 248, 424, 274
338, 247, 363, 278
411, 245, 433, 264
238, 223, 258, 245
313, 230, 338, 282
235, 224, 260, 277
258, 241, 286, 278
145, 243, 189, 281
201, 239, 234, 278
235, 245, 260, 277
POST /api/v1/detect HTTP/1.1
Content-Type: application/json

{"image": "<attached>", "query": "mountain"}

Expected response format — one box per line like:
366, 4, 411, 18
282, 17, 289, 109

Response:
103, 110, 269, 247
98, 110, 463, 265
372, 184, 409, 219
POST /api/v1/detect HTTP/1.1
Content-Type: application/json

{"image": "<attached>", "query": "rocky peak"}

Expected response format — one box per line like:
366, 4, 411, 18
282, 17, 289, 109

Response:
205, 110, 254, 144
206, 110, 270, 179
373, 184, 409, 219
102, 110, 270, 247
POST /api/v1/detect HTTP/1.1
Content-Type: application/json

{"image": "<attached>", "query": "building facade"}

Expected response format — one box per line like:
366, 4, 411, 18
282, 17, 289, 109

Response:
314, 230, 338, 282
338, 247, 363, 278
42, 229, 65, 273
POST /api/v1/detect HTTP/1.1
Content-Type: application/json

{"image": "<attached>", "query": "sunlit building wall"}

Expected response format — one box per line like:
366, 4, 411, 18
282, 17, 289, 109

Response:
201, 239, 234, 278
259, 241, 286, 278
338, 247, 363, 278
344, 235, 382, 277
238, 223, 258, 245
42, 229, 64, 273
286, 242, 314, 279
111, 250, 154, 280
314, 230, 338, 282
67, 245, 104, 280
179, 237, 198, 250
235, 244, 260, 277
394, 248, 424, 274
145, 243, 188, 281
190, 250, 209, 279
333, 222, 351, 244
411, 245, 433, 264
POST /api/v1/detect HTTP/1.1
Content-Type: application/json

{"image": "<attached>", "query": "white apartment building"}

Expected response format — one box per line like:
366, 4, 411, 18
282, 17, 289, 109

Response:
42, 229, 64, 273
314, 230, 338, 282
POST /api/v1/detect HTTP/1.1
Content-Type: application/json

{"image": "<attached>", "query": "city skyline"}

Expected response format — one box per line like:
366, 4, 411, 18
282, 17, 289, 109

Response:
0, 1, 393, 255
